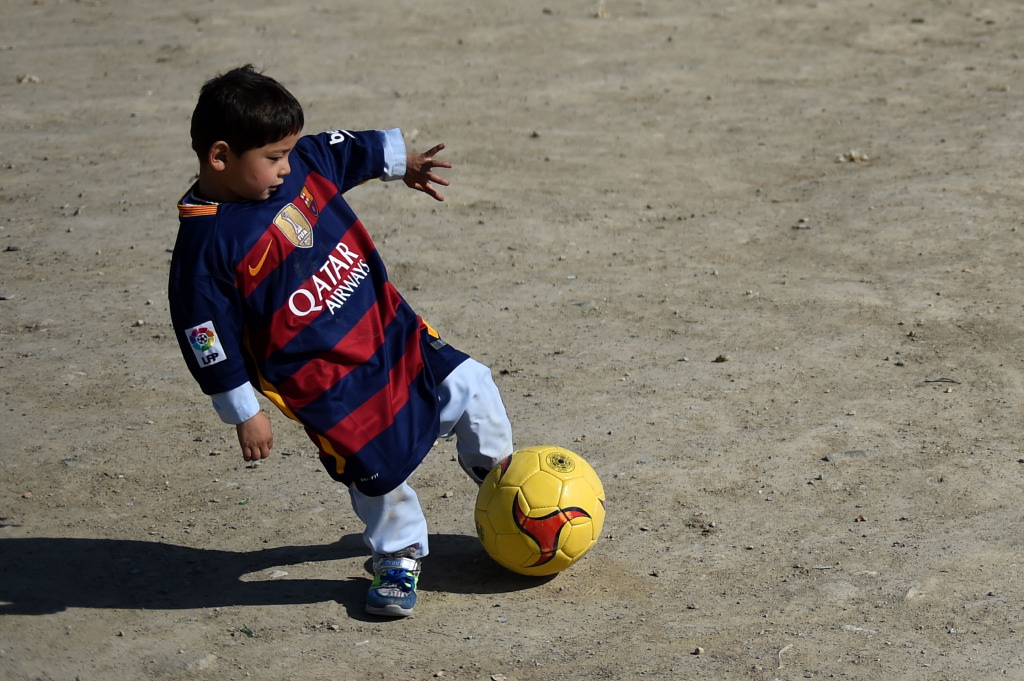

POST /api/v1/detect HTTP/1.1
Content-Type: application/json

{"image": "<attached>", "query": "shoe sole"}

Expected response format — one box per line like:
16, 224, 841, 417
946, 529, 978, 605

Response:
366, 603, 414, 617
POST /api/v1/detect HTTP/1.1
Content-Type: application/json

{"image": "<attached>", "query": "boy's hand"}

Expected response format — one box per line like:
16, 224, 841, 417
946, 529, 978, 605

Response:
404, 143, 451, 202
236, 411, 274, 461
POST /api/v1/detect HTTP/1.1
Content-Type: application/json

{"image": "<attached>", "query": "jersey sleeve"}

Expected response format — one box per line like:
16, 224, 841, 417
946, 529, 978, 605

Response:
168, 243, 252, 398
303, 129, 407, 193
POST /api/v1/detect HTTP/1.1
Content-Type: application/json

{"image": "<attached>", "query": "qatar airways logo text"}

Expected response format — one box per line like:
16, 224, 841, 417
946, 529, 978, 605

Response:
288, 240, 370, 317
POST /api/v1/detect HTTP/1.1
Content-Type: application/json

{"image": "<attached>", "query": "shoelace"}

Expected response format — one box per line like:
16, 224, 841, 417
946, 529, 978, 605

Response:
380, 569, 415, 592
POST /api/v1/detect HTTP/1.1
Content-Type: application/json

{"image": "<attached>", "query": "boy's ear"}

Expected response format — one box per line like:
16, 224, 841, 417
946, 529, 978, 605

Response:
206, 141, 232, 171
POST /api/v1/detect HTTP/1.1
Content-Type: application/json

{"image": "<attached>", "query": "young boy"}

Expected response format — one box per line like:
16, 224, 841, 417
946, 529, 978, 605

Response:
168, 65, 514, 617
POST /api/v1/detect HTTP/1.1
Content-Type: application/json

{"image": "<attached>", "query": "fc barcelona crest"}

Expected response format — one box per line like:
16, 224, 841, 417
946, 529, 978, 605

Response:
298, 186, 320, 217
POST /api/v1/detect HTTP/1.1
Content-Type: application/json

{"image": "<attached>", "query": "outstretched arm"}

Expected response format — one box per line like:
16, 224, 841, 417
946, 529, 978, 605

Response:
404, 143, 451, 202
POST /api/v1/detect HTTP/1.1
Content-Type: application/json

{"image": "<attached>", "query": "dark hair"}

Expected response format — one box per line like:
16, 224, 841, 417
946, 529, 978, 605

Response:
190, 64, 304, 161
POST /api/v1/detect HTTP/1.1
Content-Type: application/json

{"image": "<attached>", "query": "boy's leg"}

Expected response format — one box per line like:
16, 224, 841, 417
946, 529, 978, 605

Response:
437, 358, 514, 483
348, 481, 428, 560
350, 481, 426, 617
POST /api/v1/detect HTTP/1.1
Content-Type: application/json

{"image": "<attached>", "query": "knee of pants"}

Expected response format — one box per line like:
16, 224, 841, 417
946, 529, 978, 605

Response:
439, 361, 513, 481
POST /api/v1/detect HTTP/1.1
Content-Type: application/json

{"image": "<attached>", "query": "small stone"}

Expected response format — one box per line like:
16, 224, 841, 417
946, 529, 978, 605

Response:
836, 149, 869, 163
824, 450, 867, 462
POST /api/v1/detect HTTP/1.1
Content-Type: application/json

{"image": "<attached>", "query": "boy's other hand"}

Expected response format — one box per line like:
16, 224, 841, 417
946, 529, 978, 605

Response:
236, 411, 274, 461
404, 143, 451, 202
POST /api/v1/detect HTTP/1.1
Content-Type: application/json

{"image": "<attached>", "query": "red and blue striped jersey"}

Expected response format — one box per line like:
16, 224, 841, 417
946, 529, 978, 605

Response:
169, 130, 463, 495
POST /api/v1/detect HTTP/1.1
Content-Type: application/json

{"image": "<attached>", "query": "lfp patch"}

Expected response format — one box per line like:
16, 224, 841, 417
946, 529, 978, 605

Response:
185, 321, 227, 368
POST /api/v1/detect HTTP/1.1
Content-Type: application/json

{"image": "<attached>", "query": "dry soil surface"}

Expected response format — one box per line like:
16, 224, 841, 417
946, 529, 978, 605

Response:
2, 1, 1024, 680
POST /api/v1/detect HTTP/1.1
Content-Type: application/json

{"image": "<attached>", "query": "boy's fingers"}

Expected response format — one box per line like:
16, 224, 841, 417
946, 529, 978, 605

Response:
240, 440, 272, 460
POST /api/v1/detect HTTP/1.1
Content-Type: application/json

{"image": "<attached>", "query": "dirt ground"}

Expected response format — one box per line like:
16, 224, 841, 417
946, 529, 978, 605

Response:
3, 0, 1024, 679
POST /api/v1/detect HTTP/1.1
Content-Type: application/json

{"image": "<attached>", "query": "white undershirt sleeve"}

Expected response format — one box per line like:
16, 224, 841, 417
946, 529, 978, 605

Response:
380, 128, 407, 181
210, 383, 261, 425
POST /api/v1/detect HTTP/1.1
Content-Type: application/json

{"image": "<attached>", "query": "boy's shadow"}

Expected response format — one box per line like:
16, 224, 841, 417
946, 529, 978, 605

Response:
0, 534, 549, 617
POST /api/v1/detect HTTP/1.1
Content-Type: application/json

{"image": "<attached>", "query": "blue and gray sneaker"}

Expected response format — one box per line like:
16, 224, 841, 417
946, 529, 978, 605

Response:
365, 554, 421, 617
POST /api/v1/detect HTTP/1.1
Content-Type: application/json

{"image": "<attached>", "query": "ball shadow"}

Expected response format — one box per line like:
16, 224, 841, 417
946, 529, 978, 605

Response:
423, 533, 558, 595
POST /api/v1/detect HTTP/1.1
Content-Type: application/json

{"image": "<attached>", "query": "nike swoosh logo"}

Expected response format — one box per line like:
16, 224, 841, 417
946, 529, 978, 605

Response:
248, 241, 273, 277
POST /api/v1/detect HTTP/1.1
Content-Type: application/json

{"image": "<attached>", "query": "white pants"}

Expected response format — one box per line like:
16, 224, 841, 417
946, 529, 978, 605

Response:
347, 358, 513, 560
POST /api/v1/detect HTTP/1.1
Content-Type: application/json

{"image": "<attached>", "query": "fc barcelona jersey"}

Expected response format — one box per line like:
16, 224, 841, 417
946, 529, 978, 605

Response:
168, 130, 462, 495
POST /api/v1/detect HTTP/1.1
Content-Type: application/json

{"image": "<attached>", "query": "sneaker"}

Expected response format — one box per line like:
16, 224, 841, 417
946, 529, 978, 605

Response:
365, 553, 421, 617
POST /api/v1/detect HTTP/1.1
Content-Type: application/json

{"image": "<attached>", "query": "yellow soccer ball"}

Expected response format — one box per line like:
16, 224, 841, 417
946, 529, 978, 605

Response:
474, 446, 606, 576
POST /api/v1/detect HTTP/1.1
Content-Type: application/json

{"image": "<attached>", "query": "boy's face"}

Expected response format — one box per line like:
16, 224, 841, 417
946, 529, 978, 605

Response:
218, 133, 301, 202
